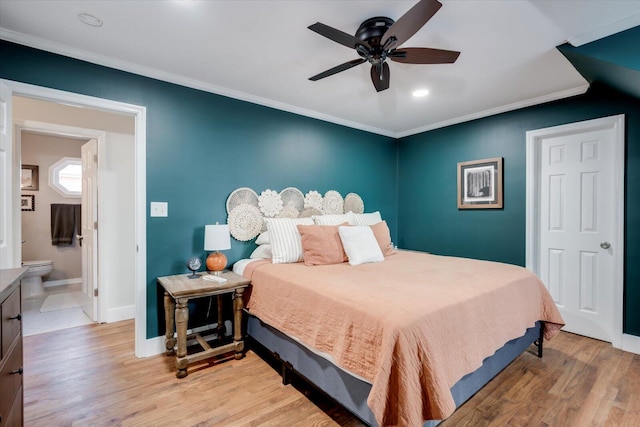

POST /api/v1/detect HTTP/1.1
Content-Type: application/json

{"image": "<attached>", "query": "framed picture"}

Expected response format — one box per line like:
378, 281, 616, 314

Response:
21, 164, 39, 191
21, 194, 35, 211
457, 157, 503, 209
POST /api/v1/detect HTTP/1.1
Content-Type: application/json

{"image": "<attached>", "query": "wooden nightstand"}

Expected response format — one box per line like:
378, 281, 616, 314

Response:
158, 270, 250, 378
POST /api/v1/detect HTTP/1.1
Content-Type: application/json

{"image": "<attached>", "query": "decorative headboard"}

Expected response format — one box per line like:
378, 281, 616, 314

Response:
225, 187, 364, 241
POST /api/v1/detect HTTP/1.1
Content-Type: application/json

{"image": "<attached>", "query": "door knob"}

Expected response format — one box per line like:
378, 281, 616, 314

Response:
600, 242, 611, 249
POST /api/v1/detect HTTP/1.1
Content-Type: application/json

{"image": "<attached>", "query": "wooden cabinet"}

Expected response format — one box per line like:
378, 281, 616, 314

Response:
0, 268, 26, 427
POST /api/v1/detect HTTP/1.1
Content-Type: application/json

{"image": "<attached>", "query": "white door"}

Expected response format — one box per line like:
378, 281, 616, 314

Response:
81, 139, 98, 321
529, 115, 624, 343
0, 82, 17, 269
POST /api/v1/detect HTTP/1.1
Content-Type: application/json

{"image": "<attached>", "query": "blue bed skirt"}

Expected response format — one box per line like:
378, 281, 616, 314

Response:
247, 314, 542, 426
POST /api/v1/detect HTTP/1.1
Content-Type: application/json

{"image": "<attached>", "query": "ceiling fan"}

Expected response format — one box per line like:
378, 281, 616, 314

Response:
308, 0, 460, 92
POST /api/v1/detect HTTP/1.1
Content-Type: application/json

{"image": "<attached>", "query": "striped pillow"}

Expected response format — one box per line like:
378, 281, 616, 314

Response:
312, 212, 355, 226
265, 217, 315, 264
353, 211, 382, 226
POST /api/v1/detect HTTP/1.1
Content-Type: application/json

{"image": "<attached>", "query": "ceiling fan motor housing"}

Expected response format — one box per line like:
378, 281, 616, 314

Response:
355, 17, 394, 44
355, 17, 394, 64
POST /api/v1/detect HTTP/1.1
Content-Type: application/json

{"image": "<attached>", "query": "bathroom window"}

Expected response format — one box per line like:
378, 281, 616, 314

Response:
49, 157, 82, 198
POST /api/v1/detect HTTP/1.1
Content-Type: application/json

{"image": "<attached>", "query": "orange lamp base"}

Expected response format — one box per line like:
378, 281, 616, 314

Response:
206, 252, 227, 274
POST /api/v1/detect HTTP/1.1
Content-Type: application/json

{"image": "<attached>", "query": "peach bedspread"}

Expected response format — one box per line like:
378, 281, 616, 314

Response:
243, 251, 564, 427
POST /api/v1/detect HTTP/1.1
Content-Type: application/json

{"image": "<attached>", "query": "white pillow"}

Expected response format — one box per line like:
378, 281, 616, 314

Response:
338, 226, 384, 266
352, 211, 382, 226
249, 244, 272, 259
312, 212, 355, 226
265, 217, 314, 264
255, 231, 270, 245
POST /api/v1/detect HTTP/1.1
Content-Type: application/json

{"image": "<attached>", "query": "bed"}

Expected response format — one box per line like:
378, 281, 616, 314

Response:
234, 250, 564, 427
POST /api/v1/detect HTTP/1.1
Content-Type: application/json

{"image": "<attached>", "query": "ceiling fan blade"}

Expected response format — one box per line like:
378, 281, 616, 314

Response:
309, 58, 367, 81
381, 0, 442, 50
370, 62, 390, 92
308, 22, 370, 50
389, 47, 460, 64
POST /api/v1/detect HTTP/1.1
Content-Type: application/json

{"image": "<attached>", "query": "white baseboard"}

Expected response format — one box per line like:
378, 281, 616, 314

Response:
106, 305, 135, 323
139, 336, 166, 358
622, 333, 640, 355
43, 277, 82, 287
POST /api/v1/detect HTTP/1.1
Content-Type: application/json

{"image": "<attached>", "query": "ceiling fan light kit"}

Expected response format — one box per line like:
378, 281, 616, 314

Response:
413, 89, 430, 97
308, 0, 460, 92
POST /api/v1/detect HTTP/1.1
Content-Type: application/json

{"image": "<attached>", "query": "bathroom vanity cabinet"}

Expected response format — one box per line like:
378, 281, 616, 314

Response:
0, 267, 27, 427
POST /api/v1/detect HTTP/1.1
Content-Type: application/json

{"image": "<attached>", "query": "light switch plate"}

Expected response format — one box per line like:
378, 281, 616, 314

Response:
150, 202, 168, 217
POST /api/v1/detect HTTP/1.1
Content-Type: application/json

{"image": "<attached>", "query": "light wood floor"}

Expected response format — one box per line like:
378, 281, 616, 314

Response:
23, 320, 640, 426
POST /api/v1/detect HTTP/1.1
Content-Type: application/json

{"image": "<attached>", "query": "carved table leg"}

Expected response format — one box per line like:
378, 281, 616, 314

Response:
233, 288, 245, 360
175, 297, 189, 378
164, 291, 176, 356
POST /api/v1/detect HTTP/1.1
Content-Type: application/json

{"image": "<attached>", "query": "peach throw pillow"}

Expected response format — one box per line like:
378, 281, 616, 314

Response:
297, 224, 348, 266
370, 220, 396, 256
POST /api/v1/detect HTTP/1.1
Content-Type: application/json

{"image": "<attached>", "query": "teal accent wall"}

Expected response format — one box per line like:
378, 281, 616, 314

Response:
396, 84, 640, 336
0, 41, 396, 338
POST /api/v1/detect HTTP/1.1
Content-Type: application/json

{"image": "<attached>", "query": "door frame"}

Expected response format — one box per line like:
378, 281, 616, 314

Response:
525, 114, 625, 349
15, 121, 105, 322
2, 78, 151, 357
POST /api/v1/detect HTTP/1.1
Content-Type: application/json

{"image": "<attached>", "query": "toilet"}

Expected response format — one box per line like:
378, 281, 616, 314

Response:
21, 260, 54, 299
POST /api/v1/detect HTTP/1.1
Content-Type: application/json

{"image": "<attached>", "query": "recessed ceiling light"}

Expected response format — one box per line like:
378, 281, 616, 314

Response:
412, 89, 430, 98
78, 13, 103, 27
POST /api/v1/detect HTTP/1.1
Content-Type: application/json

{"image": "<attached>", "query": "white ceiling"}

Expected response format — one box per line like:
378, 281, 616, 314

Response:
1, 1, 639, 138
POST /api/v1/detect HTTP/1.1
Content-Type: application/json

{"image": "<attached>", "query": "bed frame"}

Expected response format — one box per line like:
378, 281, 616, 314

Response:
247, 314, 544, 426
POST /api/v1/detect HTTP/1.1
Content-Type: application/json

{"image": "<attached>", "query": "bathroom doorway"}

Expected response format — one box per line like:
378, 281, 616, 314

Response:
14, 96, 136, 336
18, 125, 97, 335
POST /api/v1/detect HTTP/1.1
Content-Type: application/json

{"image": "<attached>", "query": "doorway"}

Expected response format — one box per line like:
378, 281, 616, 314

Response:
17, 126, 98, 335
0, 79, 150, 357
525, 114, 625, 347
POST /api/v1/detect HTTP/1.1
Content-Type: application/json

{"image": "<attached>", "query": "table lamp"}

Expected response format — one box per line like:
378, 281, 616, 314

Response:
204, 223, 231, 275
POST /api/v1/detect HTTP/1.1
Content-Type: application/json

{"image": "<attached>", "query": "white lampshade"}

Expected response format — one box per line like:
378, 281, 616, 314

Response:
204, 224, 231, 251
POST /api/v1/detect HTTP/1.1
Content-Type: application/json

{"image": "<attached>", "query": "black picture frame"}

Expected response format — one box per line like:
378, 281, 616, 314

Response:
21, 194, 35, 211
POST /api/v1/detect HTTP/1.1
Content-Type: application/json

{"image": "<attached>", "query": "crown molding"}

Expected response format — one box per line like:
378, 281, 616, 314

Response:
568, 13, 640, 47
0, 28, 396, 138
397, 84, 590, 138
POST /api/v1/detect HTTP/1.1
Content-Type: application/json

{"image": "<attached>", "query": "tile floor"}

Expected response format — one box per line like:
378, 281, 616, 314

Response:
22, 284, 93, 336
